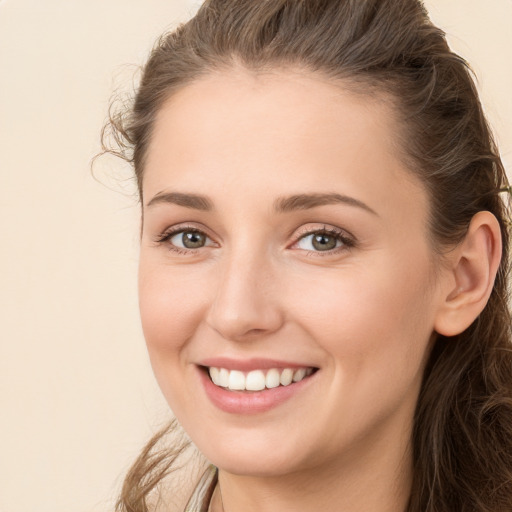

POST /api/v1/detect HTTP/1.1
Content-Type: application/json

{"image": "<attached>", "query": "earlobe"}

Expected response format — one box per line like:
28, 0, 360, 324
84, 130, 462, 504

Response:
434, 211, 502, 337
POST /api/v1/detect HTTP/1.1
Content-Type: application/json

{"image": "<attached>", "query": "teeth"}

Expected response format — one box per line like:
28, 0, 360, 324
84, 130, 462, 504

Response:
218, 368, 229, 387
265, 368, 280, 389
228, 370, 245, 390
208, 366, 314, 391
209, 367, 220, 385
280, 368, 293, 386
293, 368, 306, 382
246, 370, 265, 391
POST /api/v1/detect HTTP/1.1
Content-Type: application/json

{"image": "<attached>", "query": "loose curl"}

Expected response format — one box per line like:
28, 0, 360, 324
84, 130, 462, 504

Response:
102, 1, 512, 510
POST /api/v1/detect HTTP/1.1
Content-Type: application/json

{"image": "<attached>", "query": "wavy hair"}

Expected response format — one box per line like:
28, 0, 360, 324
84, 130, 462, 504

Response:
103, 1, 512, 510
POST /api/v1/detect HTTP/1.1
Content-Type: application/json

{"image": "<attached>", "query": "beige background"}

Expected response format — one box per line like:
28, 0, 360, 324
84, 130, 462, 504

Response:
1, 1, 511, 511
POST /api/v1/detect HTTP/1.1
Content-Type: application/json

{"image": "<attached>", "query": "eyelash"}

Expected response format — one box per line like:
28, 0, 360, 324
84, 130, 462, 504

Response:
154, 224, 215, 256
154, 224, 355, 257
293, 225, 355, 257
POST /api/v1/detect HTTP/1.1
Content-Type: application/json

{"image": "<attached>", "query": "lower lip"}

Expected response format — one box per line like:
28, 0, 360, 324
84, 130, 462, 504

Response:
198, 367, 317, 415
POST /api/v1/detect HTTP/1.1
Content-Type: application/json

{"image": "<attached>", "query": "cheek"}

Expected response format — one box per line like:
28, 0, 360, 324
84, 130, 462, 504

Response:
283, 258, 435, 444
138, 259, 209, 362
287, 253, 435, 374
138, 259, 214, 419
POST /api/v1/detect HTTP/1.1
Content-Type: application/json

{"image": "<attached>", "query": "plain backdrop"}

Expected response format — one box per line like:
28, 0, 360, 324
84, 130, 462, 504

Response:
0, 1, 511, 511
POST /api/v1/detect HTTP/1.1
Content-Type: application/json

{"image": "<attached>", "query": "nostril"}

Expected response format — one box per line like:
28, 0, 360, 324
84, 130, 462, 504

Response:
245, 328, 267, 337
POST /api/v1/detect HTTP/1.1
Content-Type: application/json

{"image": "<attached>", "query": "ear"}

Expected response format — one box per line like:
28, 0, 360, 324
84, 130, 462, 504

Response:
434, 211, 502, 337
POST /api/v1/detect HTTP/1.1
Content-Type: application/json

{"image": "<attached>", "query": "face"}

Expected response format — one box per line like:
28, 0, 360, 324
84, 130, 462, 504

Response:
139, 69, 444, 478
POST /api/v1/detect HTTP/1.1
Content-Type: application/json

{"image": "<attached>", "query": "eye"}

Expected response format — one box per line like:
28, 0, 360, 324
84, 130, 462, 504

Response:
155, 226, 216, 254
293, 227, 354, 254
170, 230, 208, 249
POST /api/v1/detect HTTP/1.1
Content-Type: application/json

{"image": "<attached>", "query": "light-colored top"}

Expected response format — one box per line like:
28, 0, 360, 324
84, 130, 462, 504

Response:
184, 465, 218, 512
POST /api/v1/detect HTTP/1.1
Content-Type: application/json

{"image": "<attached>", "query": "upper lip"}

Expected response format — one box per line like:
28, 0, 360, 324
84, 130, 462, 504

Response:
198, 357, 318, 372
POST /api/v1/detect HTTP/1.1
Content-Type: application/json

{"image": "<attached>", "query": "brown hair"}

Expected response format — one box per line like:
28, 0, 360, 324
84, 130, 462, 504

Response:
104, 1, 512, 510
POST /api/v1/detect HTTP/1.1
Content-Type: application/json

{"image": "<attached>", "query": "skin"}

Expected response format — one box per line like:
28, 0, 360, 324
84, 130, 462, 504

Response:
137, 68, 499, 512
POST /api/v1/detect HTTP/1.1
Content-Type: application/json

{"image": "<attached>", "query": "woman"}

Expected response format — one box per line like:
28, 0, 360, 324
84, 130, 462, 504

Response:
104, 0, 512, 510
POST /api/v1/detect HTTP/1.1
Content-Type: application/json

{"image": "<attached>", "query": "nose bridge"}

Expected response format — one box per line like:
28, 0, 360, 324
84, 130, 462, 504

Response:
206, 239, 283, 341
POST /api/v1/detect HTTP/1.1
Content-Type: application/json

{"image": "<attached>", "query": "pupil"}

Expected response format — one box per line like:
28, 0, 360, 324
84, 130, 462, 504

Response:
183, 231, 205, 248
312, 233, 336, 251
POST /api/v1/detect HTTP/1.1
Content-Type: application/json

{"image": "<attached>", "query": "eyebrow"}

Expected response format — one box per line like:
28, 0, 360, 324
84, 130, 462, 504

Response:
146, 191, 378, 216
146, 191, 214, 210
273, 193, 378, 216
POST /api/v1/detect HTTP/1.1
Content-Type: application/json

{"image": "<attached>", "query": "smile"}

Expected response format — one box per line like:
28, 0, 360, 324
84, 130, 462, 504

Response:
208, 366, 315, 392
199, 361, 319, 414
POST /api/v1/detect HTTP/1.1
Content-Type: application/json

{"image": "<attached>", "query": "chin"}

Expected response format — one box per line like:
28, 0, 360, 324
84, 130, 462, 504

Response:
196, 433, 312, 477
214, 455, 302, 478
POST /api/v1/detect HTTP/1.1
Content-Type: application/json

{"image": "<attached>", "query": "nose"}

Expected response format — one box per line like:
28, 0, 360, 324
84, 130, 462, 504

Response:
205, 250, 285, 342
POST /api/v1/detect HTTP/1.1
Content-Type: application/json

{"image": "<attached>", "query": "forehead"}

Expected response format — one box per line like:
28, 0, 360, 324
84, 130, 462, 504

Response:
146, 68, 399, 176
143, 67, 427, 228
